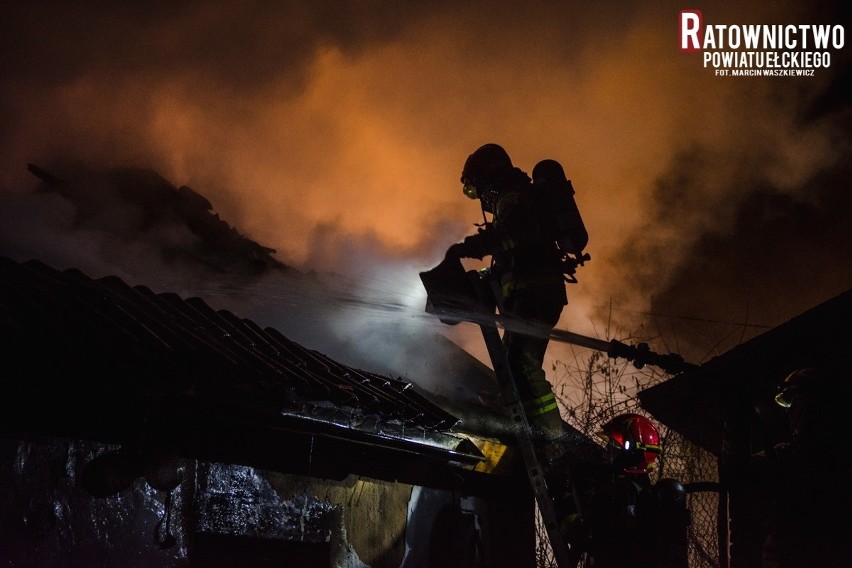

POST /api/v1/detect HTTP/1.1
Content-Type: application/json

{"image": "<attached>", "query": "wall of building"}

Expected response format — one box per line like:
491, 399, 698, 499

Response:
0, 437, 533, 568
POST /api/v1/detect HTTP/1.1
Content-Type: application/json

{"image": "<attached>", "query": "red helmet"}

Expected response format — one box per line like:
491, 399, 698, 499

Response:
599, 413, 662, 475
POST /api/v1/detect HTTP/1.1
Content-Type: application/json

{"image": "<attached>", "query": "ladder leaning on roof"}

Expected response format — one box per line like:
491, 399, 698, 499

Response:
418, 256, 697, 566
419, 256, 580, 567
476, 310, 580, 568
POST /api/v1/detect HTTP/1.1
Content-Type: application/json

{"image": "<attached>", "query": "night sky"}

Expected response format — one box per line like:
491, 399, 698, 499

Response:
1, 2, 850, 377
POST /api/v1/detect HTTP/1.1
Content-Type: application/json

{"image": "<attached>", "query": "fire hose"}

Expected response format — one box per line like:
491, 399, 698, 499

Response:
419, 255, 697, 375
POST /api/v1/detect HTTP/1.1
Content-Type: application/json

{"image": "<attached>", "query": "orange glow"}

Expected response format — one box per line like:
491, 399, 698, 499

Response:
1, 2, 848, 370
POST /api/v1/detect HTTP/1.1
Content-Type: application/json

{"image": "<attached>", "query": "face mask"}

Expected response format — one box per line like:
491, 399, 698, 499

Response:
462, 179, 498, 213
479, 187, 499, 213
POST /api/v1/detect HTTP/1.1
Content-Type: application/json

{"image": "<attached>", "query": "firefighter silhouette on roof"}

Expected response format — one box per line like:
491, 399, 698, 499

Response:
445, 143, 588, 465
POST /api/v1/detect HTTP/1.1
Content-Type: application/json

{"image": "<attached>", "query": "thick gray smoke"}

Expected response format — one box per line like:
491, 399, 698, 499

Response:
1, 1, 851, 390
604, 63, 852, 364
0, 164, 498, 424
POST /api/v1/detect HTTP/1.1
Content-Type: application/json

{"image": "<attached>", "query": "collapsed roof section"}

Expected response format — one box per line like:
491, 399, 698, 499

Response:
0, 256, 498, 490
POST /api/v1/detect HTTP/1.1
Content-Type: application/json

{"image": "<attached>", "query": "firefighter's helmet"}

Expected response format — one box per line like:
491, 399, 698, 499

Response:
461, 143, 513, 199
599, 413, 662, 475
775, 367, 819, 408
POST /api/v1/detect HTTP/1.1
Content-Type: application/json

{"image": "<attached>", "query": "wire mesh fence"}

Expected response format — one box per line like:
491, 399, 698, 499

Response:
660, 429, 721, 568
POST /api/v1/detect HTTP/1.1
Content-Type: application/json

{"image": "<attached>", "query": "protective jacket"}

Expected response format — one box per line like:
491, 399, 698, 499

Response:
454, 166, 568, 444
458, 167, 567, 304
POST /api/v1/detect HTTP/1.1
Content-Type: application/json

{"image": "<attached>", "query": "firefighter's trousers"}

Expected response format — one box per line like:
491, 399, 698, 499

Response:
501, 278, 566, 444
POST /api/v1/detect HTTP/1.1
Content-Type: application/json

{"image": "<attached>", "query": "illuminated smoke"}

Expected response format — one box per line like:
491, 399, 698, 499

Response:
1, 1, 850, 383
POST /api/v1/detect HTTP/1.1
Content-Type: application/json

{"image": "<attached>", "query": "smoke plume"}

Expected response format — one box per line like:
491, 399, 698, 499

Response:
1, 1, 850, 388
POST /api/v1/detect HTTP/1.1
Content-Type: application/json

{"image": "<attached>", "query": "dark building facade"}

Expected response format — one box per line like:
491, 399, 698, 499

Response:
0, 256, 536, 568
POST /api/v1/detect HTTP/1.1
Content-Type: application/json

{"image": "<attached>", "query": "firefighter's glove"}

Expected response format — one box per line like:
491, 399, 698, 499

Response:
444, 243, 464, 260
445, 237, 485, 260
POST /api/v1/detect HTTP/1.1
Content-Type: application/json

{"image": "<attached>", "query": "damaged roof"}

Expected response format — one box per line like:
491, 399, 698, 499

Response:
0, 256, 495, 489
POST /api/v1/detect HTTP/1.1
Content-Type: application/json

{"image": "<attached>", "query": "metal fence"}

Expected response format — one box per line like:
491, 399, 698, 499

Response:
659, 428, 721, 568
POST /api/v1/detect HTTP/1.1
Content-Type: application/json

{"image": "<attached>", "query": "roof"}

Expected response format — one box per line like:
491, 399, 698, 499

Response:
0, 256, 497, 490
638, 287, 852, 456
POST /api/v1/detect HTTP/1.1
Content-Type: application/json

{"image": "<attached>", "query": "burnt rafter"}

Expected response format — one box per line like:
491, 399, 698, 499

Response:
0, 256, 484, 483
